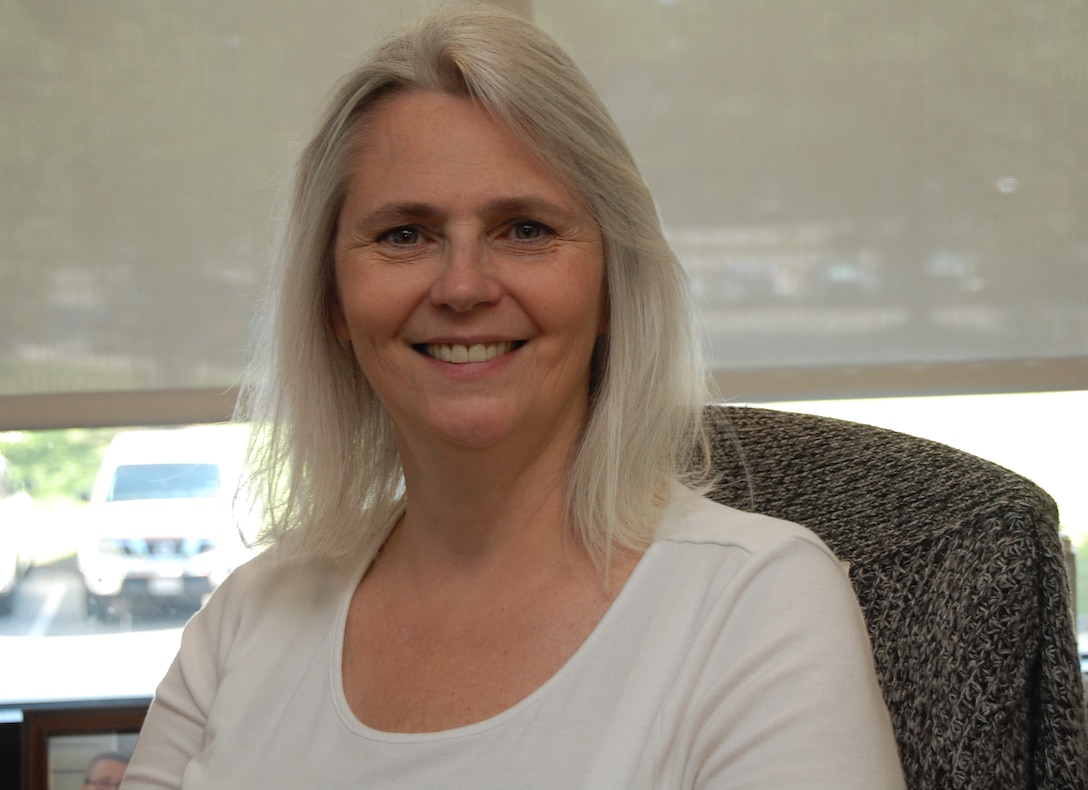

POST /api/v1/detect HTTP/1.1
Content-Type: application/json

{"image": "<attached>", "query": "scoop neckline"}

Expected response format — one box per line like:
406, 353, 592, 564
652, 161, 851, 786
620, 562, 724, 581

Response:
328, 519, 659, 744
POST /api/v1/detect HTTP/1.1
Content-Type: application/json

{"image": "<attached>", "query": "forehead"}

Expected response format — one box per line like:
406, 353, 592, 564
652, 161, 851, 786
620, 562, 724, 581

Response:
88, 757, 127, 776
345, 90, 585, 210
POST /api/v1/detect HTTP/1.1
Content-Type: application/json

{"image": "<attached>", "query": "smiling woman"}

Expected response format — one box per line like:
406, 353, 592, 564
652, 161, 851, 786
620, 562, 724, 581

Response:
330, 90, 607, 457
235, 6, 708, 572
120, 6, 904, 788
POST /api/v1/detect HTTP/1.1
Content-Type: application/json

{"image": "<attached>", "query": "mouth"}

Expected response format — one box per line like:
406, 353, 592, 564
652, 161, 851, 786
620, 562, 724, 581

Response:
415, 341, 524, 364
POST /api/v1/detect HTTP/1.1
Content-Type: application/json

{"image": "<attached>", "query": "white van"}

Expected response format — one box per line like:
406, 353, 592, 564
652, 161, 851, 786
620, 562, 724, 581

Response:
78, 424, 256, 619
0, 452, 35, 616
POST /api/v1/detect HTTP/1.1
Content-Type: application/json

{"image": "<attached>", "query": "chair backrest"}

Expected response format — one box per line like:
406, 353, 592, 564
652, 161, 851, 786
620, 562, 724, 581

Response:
702, 405, 1088, 788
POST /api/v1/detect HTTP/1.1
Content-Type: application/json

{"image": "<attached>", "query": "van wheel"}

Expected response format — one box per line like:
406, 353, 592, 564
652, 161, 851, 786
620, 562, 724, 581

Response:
0, 589, 14, 617
86, 592, 115, 621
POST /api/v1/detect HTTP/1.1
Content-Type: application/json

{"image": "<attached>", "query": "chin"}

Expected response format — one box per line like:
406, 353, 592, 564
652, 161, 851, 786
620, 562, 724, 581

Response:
410, 400, 518, 451
433, 418, 513, 451
402, 398, 582, 455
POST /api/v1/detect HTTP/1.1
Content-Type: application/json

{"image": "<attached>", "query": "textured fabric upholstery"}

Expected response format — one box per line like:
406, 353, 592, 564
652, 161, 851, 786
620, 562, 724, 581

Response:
702, 405, 1088, 789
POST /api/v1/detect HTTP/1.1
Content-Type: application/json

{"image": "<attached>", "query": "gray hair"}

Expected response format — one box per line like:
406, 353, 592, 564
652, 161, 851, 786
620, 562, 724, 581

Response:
237, 3, 709, 567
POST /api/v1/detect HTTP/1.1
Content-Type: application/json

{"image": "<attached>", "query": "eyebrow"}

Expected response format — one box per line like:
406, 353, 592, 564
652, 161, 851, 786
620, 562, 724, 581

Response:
349, 195, 581, 237
480, 195, 580, 223
350, 202, 440, 237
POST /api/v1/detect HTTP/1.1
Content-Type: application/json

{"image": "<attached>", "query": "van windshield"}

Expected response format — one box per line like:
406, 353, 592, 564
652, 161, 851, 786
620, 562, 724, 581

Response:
107, 463, 222, 501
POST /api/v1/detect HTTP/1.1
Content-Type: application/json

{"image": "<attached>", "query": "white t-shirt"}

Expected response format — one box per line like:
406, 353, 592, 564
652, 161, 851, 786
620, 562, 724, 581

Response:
122, 488, 905, 789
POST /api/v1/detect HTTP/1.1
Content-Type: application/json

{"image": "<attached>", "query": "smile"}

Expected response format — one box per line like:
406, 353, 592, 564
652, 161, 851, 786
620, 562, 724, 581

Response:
418, 341, 520, 363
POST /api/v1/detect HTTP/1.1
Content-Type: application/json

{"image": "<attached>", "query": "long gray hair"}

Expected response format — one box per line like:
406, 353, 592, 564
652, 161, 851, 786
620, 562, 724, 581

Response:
237, 3, 709, 567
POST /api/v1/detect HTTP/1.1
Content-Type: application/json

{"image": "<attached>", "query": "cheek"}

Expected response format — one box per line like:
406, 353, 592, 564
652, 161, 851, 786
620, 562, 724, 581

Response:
329, 293, 350, 341
560, 265, 608, 340
334, 266, 413, 341
531, 283, 606, 358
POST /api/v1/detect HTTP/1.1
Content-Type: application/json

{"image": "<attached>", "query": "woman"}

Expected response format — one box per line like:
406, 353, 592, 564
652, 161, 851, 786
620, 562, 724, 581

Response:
123, 6, 904, 788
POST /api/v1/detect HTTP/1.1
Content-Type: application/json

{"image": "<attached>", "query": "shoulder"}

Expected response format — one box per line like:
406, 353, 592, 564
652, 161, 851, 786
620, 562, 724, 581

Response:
639, 487, 853, 619
656, 486, 837, 561
193, 549, 358, 650
218, 548, 350, 604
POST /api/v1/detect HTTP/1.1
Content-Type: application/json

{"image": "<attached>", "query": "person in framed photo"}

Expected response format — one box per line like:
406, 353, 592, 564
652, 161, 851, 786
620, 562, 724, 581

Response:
81, 751, 129, 790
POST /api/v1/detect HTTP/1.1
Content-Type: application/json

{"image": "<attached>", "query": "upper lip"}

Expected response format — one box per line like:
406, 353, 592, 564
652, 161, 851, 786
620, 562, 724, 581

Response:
413, 335, 522, 346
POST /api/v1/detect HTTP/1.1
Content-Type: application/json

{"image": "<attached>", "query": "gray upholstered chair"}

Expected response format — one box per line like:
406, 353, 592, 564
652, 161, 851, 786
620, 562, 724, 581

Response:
702, 405, 1088, 789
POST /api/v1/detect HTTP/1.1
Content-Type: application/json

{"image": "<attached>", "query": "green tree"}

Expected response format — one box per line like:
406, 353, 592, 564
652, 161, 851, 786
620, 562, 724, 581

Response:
0, 427, 118, 500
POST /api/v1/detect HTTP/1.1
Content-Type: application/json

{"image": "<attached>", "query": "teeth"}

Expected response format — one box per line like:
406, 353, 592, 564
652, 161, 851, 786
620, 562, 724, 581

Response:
425, 342, 514, 364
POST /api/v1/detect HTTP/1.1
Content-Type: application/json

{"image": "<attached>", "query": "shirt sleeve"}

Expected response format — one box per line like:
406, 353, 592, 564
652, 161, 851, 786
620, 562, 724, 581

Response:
120, 558, 251, 789
665, 534, 906, 789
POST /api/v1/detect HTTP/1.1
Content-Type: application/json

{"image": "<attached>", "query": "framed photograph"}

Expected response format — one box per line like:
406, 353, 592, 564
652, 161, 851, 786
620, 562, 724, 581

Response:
22, 700, 149, 790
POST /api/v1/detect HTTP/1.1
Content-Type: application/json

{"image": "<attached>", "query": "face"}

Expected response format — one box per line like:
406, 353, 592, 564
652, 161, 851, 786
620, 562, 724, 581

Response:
331, 90, 606, 456
82, 757, 127, 789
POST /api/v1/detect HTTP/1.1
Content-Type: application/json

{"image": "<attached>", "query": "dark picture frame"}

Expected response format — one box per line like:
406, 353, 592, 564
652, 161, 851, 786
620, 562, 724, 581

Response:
21, 700, 149, 790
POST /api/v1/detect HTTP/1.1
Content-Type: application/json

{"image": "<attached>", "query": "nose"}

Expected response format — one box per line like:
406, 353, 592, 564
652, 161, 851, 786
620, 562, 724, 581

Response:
428, 237, 502, 312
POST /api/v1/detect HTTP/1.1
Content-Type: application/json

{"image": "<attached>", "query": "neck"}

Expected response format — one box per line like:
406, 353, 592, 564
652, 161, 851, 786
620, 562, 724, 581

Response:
388, 418, 585, 579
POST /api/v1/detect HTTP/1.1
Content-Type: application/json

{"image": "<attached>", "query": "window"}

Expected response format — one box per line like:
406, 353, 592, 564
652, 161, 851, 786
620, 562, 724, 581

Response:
532, 0, 1086, 396
107, 464, 221, 502
2, 0, 1084, 704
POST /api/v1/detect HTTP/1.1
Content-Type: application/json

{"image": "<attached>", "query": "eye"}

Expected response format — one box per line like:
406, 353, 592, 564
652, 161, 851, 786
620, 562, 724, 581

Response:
381, 226, 422, 245
510, 221, 550, 241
